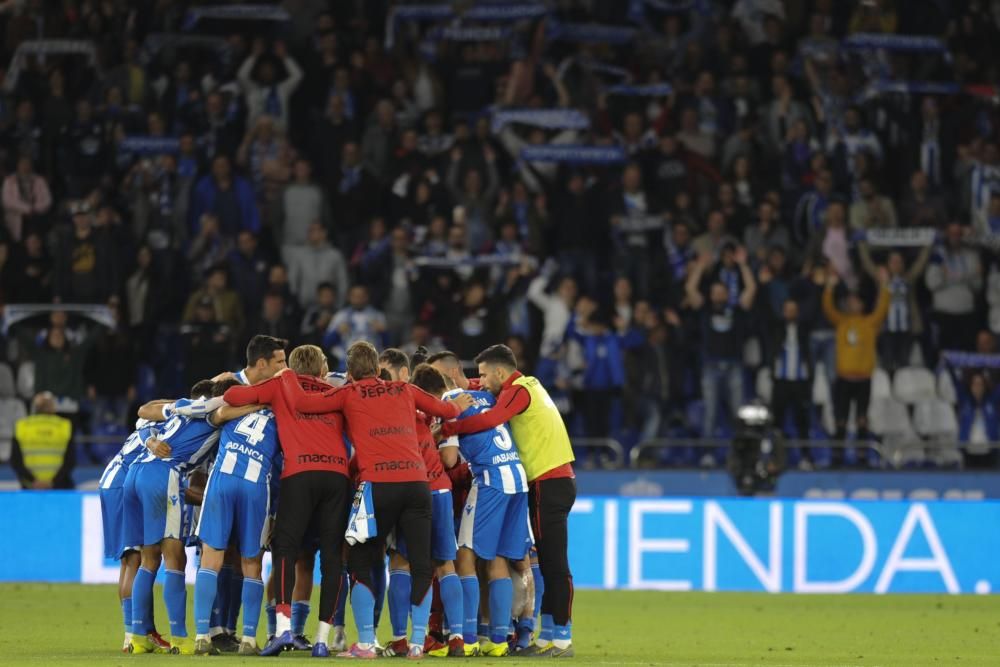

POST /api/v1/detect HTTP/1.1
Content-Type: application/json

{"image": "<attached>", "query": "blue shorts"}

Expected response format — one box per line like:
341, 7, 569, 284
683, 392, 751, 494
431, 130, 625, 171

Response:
393, 489, 457, 562
196, 470, 271, 558
123, 461, 190, 547
100, 484, 137, 559
458, 484, 530, 561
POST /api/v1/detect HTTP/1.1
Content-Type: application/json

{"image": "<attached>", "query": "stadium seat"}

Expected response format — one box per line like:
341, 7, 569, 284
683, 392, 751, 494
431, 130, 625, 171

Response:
870, 368, 892, 401
15, 361, 34, 401
868, 397, 922, 468
913, 399, 959, 439
937, 370, 957, 405
743, 338, 761, 367
891, 366, 936, 404
0, 364, 27, 462
755, 367, 773, 403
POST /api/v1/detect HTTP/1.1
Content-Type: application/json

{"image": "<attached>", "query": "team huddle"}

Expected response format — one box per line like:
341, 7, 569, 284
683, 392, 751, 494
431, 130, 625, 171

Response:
98, 335, 577, 658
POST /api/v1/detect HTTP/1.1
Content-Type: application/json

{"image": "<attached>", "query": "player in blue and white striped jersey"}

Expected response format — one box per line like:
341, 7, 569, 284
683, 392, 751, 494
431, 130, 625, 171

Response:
439, 388, 530, 656
192, 378, 283, 655
123, 382, 230, 655
100, 419, 169, 653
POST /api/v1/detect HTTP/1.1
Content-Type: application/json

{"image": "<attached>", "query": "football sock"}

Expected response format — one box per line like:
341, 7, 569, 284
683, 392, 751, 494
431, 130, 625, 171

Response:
227, 573, 243, 633
388, 569, 411, 640
194, 569, 218, 637
241, 578, 264, 641
316, 620, 332, 645
164, 569, 188, 638
459, 575, 479, 644
131, 567, 155, 637
409, 584, 432, 648
211, 565, 232, 634
531, 563, 544, 622
291, 600, 310, 636
438, 573, 464, 639
265, 600, 276, 636
350, 581, 377, 645
121, 597, 132, 639
537, 613, 554, 648
488, 578, 513, 645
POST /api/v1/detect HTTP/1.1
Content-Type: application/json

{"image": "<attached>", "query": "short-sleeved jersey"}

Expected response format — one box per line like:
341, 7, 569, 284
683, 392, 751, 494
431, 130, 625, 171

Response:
215, 408, 280, 484
139, 414, 219, 474
416, 412, 450, 492
445, 390, 527, 494
100, 422, 156, 489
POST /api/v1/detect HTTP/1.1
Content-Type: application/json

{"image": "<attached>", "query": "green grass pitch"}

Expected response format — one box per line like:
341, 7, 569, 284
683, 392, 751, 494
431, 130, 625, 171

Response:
1, 584, 998, 665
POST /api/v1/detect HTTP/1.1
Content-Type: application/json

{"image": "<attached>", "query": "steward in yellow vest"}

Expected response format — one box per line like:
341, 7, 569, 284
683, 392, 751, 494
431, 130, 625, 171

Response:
11, 392, 74, 489
439, 344, 576, 656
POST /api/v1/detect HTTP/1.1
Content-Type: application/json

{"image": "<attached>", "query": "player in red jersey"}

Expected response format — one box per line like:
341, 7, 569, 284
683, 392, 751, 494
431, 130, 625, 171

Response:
223, 344, 351, 657
281, 341, 472, 658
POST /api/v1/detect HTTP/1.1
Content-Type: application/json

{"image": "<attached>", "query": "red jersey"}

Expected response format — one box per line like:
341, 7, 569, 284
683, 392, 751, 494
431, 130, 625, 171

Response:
446, 462, 472, 515
416, 412, 450, 492
280, 373, 461, 483
224, 373, 349, 479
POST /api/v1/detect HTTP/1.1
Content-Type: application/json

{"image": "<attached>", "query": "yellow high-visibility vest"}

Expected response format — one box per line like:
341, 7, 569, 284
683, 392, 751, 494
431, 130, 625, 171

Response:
15, 414, 72, 482
508, 376, 574, 482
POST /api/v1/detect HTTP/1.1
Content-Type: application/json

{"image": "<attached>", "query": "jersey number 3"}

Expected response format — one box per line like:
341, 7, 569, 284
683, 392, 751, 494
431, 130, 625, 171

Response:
493, 426, 513, 451
235, 413, 270, 446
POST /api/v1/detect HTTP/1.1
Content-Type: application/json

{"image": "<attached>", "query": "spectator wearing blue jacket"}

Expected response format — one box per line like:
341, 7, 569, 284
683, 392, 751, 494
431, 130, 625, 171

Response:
322, 285, 387, 369
957, 372, 1000, 468
189, 155, 260, 237
566, 299, 625, 438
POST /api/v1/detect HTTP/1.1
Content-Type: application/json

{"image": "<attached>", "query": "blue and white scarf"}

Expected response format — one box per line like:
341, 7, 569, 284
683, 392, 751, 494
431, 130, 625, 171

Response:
491, 108, 590, 134
520, 144, 626, 164
345, 482, 376, 546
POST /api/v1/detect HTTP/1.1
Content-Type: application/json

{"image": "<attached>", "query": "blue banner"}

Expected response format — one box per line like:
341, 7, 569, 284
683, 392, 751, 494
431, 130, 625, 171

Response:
941, 351, 1000, 370
182, 4, 290, 30
547, 21, 637, 44
3, 492, 999, 594
605, 83, 673, 97
490, 108, 590, 134
843, 33, 949, 54
520, 144, 626, 164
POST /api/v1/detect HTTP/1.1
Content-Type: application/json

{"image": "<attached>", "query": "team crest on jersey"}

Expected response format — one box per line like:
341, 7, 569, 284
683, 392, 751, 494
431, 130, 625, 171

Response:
169, 495, 179, 506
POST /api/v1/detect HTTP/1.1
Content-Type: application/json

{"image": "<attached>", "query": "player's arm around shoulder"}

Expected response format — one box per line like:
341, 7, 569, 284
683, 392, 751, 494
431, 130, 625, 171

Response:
208, 403, 266, 427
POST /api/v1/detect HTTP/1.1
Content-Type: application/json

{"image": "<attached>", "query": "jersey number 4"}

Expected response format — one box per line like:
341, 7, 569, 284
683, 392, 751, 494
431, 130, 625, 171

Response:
235, 413, 271, 446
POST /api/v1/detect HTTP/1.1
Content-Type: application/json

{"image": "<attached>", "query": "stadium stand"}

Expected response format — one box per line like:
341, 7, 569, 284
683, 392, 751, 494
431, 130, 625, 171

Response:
1, 0, 1000, 482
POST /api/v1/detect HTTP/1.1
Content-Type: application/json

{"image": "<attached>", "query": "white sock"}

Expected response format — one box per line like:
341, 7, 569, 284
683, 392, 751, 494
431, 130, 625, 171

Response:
449, 633, 462, 641
553, 638, 571, 650
334, 625, 345, 635
275, 612, 292, 636
535, 638, 551, 648
316, 621, 331, 644
357, 642, 373, 650
241, 635, 255, 645
196, 633, 210, 642
393, 634, 406, 642
125, 632, 133, 642
209, 626, 225, 638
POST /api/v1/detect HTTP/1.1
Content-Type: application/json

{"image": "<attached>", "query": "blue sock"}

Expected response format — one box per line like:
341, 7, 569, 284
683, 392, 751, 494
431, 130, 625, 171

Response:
531, 564, 544, 622
350, 582, 377, 645
516, 618, 534, 649
539, 613, 554, 643
132, 567, 155, 636
409, 583, 432, 648
122, 598, 132, 636
212, 566, 232, 631
242, 578, 264, 639
145, 587, 157, 635
227, 574, 243, 633
478, 621, 489, 639
194, 569, 219, 636
372, 561, 387, 630
388, 570, 411, 638
266, 601, 276, 637
291, 600, 310, 636
488, 579, 513, 645
164, 569, 188, 638
554, 623, 572, 642
459, 576, 479, 644
334, 571, 349, 626
438, 573, 463, 638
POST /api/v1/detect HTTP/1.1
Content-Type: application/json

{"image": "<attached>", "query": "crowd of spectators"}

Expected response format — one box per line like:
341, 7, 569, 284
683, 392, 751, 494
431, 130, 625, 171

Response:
3, 0, 1000, 472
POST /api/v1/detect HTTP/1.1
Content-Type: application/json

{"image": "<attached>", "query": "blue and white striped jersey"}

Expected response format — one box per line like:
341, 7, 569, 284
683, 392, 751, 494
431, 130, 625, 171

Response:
234, 368, 251, 385
445, 389, 528, 494
140, 415, 219, 474
99, 422, 156, 489
214, 408, 280, 484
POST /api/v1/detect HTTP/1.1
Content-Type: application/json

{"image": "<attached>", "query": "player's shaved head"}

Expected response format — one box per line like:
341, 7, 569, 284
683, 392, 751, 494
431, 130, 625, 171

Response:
289, 344, 328, 377
427, 350, 469, 389
410, 363, 448, 398
190, 379, 215, 399
346, 341, 380, 380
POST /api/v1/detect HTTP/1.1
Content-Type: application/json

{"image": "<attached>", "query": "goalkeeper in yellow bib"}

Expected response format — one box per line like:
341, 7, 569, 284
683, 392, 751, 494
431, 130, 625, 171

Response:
440, 344, 576, 657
